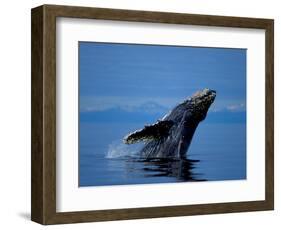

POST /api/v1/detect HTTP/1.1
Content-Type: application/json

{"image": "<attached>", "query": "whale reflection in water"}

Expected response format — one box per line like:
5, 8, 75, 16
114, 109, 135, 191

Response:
125, 157, 206, 182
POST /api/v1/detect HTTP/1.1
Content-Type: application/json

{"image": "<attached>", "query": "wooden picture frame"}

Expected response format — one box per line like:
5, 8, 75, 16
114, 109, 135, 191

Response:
31, 4, 274, 225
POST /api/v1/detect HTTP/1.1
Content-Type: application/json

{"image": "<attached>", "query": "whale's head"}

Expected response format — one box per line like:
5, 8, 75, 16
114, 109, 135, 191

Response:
189, 88, 216, 121
169, 88, 216, 124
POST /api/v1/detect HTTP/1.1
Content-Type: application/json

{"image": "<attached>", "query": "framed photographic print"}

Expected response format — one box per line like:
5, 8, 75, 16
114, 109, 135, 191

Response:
31, 4, 274, 225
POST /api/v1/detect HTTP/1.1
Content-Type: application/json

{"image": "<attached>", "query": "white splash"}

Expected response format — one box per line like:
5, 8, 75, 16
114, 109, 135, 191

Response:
106, 140, 143, 159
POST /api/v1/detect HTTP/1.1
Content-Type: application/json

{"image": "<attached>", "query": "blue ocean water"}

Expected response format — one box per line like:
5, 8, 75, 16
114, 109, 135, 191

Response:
79, 122, 246, 187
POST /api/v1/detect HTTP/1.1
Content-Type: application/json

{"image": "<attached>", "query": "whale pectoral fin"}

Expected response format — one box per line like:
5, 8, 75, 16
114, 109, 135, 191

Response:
123, 120, 174, 144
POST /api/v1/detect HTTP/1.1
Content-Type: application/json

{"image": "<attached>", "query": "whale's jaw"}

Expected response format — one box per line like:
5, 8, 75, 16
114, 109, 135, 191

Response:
124, 88, 216, 159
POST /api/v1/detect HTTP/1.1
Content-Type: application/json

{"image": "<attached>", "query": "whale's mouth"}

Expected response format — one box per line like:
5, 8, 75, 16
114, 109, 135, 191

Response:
208, 89, 216, 104
209, 89, 216, 97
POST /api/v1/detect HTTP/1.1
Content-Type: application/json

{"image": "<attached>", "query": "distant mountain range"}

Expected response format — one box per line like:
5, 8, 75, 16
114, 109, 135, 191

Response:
80, 102, 246, 124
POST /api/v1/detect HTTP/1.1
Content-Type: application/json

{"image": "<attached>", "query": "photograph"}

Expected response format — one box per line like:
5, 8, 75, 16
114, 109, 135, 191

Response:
78, 42, 247, 187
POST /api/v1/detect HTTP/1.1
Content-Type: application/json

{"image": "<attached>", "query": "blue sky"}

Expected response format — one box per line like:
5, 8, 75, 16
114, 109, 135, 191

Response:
79, 42, 246, 115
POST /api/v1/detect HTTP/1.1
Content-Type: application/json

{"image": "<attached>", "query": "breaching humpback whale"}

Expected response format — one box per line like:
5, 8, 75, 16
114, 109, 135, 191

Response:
123, 88, 216, 159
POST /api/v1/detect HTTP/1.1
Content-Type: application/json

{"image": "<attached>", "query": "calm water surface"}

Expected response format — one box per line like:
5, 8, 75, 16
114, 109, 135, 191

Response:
79, 122, 246, 186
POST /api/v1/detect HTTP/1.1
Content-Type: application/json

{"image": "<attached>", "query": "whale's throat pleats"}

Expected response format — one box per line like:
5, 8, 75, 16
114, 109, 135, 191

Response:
176, 122, 198, 158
